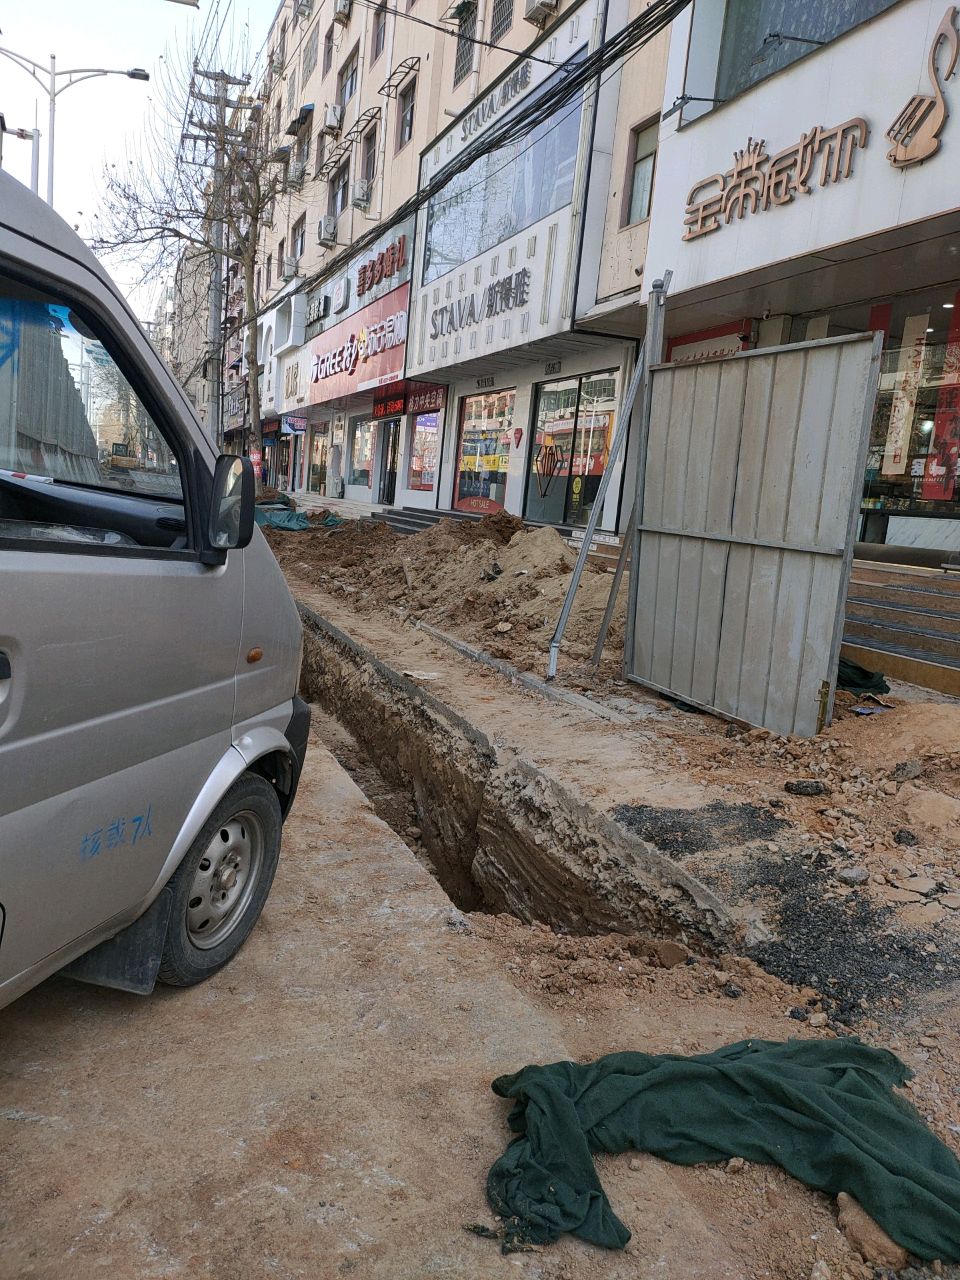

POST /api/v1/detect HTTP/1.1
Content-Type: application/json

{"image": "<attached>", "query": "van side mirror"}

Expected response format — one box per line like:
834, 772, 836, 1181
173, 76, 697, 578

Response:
206, 454, 255, 561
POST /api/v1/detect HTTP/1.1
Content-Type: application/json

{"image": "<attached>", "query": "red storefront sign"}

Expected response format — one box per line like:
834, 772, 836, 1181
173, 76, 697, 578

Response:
373, 391, 407, 418
923, 289, 960, 501
407, 382, 447, 414
309, 283, 409, 403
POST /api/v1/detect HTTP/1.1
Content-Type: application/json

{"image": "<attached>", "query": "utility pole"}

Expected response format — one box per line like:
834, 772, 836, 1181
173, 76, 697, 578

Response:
181, 66, 249, 450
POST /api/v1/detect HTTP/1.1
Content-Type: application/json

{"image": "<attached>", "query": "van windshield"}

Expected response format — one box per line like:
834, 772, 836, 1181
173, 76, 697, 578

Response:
0, 280, 182, 501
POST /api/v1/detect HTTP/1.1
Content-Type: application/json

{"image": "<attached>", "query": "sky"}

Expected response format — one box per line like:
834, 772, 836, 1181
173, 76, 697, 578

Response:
1, 0, 279, 314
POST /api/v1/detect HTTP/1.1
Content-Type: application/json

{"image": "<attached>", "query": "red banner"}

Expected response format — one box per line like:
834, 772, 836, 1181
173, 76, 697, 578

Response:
923, 289, 960, 500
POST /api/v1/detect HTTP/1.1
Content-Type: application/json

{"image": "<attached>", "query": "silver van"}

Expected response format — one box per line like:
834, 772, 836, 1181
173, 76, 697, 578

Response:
0, 173, 309, 1009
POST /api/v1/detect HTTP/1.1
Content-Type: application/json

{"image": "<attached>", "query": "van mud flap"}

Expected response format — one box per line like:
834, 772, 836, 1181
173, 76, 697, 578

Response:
60, 885, 174, 995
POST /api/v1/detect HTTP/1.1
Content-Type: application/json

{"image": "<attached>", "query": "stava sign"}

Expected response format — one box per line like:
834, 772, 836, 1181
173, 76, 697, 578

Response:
309, 283, 410, 403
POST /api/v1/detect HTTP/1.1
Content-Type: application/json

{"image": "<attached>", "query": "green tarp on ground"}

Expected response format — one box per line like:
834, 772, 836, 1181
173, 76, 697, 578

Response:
254, 507, 310, 531
486, 1038, 960, 1260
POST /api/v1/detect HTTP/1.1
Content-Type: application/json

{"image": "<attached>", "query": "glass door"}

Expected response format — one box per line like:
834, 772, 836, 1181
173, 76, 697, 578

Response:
378, 418, 401, 505
524, 370, 618, 527
454, 389, 515, 513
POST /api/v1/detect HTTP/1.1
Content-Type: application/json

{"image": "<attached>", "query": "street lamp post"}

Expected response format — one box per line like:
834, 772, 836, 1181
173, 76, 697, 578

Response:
0, 47, 149, 205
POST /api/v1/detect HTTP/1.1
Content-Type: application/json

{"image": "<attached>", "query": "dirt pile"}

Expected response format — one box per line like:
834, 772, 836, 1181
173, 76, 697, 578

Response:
266, 512, 621, 671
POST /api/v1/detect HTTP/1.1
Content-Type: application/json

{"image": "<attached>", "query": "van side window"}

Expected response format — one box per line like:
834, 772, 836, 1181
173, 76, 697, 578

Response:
0, 277, 188, 553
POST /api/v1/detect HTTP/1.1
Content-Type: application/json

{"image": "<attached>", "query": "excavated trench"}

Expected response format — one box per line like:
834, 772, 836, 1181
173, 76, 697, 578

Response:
298, 604, 735, 950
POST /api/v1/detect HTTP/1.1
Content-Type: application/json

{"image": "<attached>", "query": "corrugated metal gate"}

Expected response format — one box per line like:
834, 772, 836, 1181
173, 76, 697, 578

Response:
626, 332, 883, 737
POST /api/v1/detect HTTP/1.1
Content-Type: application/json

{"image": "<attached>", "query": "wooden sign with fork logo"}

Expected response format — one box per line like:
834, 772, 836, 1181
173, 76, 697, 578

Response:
887, 5, 960, 167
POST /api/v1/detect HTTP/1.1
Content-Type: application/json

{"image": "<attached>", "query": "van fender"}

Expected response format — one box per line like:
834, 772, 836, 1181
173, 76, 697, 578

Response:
57, 725, 297, 996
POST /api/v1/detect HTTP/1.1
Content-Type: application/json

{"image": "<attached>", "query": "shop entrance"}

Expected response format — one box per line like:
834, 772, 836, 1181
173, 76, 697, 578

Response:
308, 427, 329, 494
378, 418, 401, 505
453, 388, 515, 513
524, 370, 619, 528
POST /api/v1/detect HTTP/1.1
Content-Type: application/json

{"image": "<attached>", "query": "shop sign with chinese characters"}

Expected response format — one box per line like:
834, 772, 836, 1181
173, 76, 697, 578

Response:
309, 283, 410, 402
430, 268, 531, 339
357, 236, 407, 299
683, 120, 869, 241
407, 383, 446, 414
305, 217, 415, 337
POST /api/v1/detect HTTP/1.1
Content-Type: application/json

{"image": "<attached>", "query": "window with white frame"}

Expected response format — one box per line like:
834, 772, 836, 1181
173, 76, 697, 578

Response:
302, 22, 320, 79
624, 121, 657, 225
372, 3, 387, 62
329, 160, 350, 216
362, 124, 377, 181
490, 0, 513, 45
293, 214, 307, 259
453, 7, 476, 86
397, 76, 416, 149
338, 47, 358, 106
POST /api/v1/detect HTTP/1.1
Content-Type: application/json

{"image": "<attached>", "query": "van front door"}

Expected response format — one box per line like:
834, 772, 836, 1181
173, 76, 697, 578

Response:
0, 273, 242, 994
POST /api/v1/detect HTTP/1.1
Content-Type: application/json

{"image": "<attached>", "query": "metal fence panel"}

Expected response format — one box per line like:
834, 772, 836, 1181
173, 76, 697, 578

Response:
627, 332, 882, 737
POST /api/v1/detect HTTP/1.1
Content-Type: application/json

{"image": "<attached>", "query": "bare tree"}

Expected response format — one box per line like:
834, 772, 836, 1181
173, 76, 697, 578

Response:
91, 28, 281, 457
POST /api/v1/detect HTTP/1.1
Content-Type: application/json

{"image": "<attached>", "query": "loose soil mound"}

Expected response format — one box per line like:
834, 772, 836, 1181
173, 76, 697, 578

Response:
264, 512, 622, 670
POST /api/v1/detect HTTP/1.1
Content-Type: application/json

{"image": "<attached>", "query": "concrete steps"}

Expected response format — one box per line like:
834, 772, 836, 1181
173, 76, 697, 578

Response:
842, 561, 960, 694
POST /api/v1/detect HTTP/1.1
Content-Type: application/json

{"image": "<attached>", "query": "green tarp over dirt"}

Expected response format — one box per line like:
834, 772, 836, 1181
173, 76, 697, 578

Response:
254, 507, 311, 531
486, 1038, 960, 1260
837, 656, 890, 695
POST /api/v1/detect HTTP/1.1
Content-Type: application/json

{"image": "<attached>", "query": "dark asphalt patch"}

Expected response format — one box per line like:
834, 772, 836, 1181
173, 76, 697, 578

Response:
612, 800, 789, 857
741, 855, 960, 1024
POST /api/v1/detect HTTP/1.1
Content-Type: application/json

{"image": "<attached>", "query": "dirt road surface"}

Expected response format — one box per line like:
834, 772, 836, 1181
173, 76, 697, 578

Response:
0, 726, 898, 1280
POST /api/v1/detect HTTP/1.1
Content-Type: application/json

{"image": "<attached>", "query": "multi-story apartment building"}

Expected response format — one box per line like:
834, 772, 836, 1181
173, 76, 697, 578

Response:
251, 0, 671, 534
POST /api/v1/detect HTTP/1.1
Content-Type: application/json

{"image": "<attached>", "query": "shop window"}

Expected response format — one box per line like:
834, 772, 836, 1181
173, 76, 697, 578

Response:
302, 22, 320, 80
716, 0, 899, 102
853, 285, 960, 545
348, 419, 375, 486
397, 77, 416, 150
454, 389, 515, 514
292, 214, 306, 260
624, 121, 657, 227
490, 0, 513, 45
361, 124, 378, 182
338, 47, 359, 107
454, 6, 476, 86
407, 413, 441, 491
524, 370, 619, 528
329, 160, 350, 217
323, 24, 334, 75
423, 55, 583, 285
372, 3, 387, 62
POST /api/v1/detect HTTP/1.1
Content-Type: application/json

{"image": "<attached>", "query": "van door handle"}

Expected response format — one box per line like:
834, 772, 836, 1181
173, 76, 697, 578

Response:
0, 654, 10, 680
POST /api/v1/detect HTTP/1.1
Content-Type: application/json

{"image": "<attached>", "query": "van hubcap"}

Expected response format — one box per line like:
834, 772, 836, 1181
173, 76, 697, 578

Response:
187, 811, 263, 949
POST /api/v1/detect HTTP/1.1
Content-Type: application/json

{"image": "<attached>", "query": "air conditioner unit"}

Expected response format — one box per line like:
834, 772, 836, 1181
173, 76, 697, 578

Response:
318, 215, 338, 247
322, 102, 343, 134
281, 256, 300, 282
523, 0, 558, 24
333, 0, 352, 25
287, 160, 307, 189
351, 178, 372, 209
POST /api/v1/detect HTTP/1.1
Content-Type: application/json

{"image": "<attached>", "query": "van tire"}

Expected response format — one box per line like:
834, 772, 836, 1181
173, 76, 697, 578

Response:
157, 774, 283, 987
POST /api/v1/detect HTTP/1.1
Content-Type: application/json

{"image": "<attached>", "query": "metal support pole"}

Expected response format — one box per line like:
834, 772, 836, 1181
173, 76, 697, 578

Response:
205, 89, 226, 448
590, 499, 637, 668
30, 127, 40, 193
545, 336, 648, 681
47, 54, 55, 204
622, 271, 671, 678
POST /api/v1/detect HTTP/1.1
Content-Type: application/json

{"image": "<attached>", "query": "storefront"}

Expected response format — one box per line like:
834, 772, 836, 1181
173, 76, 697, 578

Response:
301, 219, 431, 507
644, 0, 960, 558
404, 0, 634, 531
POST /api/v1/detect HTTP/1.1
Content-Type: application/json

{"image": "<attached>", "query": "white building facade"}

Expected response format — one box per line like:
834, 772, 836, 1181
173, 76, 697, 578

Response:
644, 0, 960, 558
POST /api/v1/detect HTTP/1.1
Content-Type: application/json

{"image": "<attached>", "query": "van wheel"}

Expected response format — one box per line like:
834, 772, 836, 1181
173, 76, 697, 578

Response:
157, 774, 282, 987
